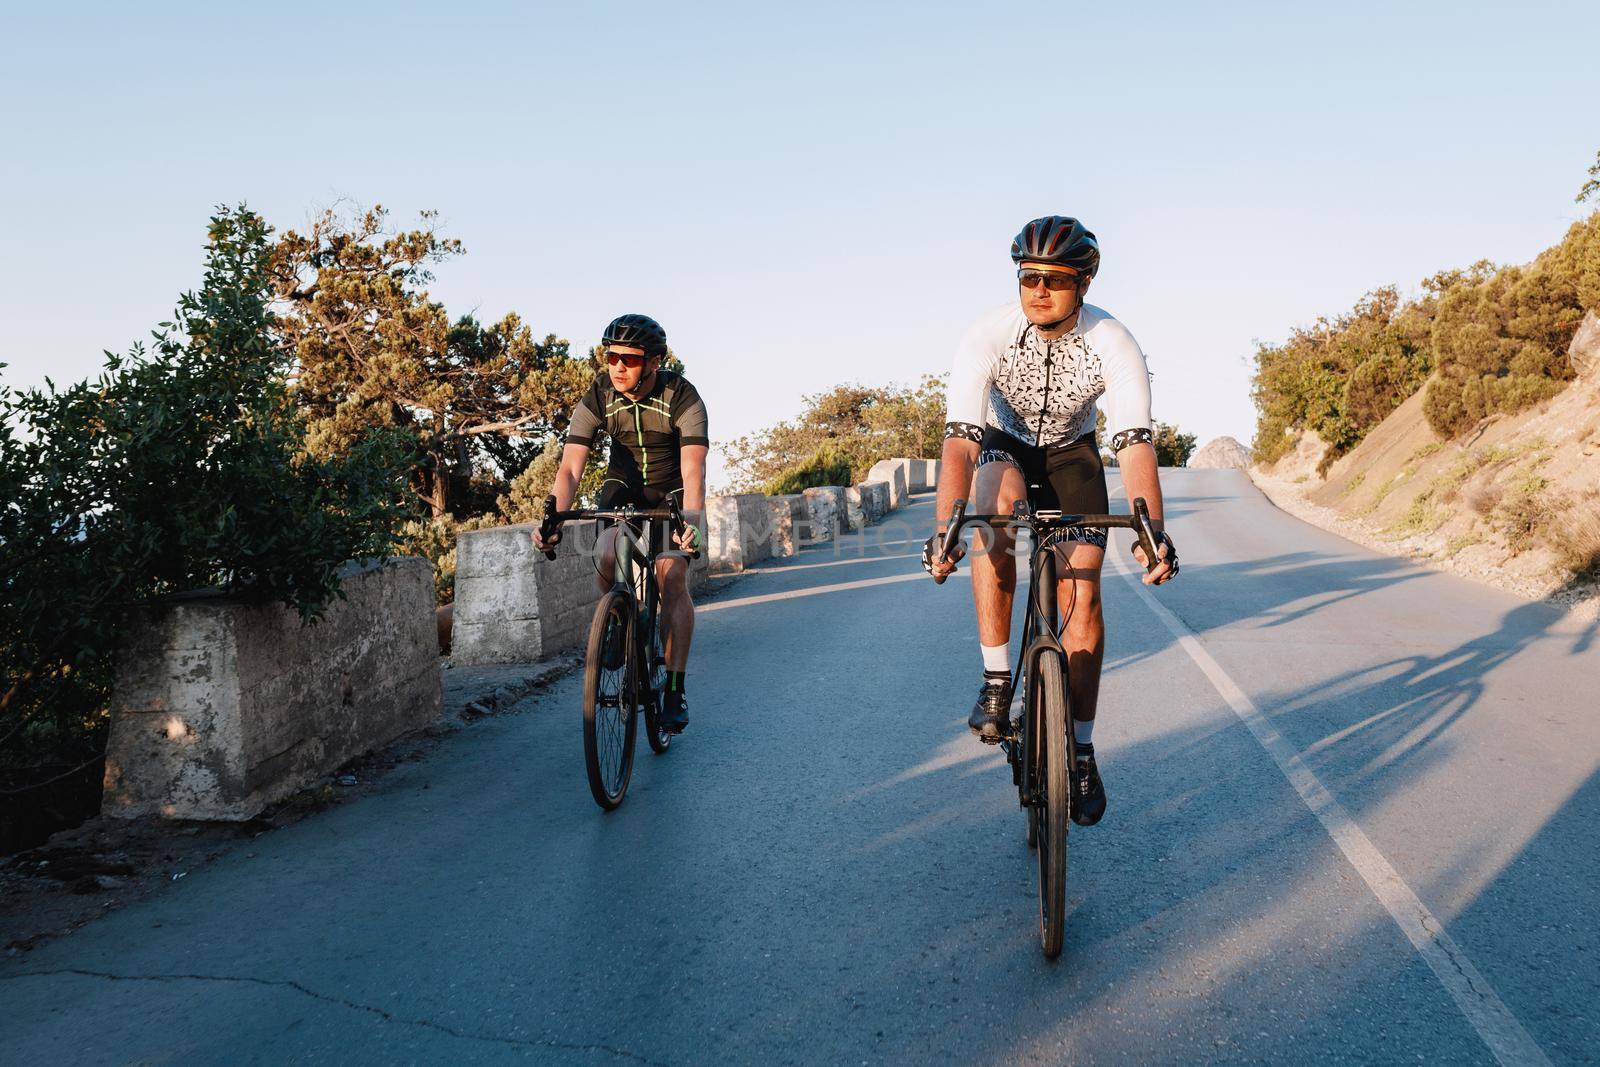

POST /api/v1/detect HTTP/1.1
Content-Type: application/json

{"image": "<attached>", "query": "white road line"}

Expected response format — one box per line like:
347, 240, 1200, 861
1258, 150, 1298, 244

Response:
699, 563, 1026, 614
1108, 548, 1551, 1066
698, 571, 925, 613
742, 551, 921, 575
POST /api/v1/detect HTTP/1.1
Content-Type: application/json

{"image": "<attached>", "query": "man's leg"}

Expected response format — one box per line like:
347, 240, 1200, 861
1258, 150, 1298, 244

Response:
969, 459, 1026, 646
1056, 540, 1109, 826
594, 526, 620, 594
967, 459, 1025, 740
655, 553, 693, 731
1056, 542, 1106, 725
655, 555, 693, 670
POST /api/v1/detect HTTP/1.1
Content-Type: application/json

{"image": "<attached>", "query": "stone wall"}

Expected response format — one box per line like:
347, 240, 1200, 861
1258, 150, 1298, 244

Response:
707, 493, 777, 574
867, 459, 911, 508
452, 521, 603, 665
103, 558, 441, 822
803, 486, 846, 542
452, 519, 708, 664
767, 495, 806, 558
906, 459, 940, 492
845, 481, 891, 531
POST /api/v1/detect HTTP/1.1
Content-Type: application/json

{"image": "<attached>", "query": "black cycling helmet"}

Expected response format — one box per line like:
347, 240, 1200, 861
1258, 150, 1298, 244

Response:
1010, 216, 1100, 279
601, 313, 668, 360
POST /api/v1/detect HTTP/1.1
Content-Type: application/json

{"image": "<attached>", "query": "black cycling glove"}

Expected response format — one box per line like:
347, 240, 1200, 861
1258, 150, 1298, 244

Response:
922, 530, 966, 576
1138, 530, 1178, 577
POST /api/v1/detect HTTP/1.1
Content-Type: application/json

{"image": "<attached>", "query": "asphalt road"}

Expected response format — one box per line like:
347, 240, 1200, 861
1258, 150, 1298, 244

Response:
4, 470, 1597, 1065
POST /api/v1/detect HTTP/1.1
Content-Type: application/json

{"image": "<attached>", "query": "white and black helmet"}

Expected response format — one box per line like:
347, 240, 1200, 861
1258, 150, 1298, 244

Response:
1011, 216, 1100, 279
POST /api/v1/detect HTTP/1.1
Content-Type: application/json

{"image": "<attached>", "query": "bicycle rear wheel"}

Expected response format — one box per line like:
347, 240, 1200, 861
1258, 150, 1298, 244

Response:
583, 590, 638, 810
1034, 649, 1069, 959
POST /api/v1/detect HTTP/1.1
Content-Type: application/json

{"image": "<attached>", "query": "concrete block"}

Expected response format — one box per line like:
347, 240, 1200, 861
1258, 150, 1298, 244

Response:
706, 494, 776, 574
767, 495, 809, 557
845, 481, 891, 530
452, 520, 605, 666
803, 486, 847, 542
907, 459, 940, 492
103, 558, 442, 822
867, 460, 910, 509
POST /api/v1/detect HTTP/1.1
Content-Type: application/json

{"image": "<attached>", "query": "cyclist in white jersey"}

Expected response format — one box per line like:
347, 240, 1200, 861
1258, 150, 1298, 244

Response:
923, 216, 1178, 827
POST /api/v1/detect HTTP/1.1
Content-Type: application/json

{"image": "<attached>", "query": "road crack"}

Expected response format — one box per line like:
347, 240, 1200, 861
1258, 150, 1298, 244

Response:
3, 968, 668, 1065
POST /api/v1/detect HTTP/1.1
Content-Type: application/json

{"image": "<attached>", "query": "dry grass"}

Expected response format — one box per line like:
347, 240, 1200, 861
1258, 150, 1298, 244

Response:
1465, 480, 1503, 516
1495, 487, 1565, 555
1548, 494, 1600, 579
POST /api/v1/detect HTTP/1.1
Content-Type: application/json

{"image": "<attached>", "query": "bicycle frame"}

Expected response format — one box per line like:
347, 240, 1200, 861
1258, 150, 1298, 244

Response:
941, 498, 1160, 806
540, 497, 697, 697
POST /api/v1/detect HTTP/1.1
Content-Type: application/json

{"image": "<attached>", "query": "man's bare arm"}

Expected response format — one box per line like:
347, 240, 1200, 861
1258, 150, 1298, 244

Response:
935, 437, 979, 530
550, 443, 590, 513
1114, 441, 1176, 584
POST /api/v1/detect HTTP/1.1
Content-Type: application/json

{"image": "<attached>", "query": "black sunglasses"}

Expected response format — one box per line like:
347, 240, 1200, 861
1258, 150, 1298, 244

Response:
1017, 269, 1082, 292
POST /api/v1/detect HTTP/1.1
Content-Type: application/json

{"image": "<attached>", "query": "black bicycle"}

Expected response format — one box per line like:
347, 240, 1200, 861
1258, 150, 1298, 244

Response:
539, 495, 696, 811
936, 497, 1159, 958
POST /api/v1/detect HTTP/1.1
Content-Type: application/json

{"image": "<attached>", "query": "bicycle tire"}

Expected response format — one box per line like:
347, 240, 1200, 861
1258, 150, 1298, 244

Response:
643, 623, 672, 754
583, 590, 638, 810
1035, 649, 1069, 959
1020, 666, 1038, 850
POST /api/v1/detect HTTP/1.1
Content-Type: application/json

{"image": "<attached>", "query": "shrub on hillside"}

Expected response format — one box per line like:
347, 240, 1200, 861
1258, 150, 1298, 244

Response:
762, 445, 854, 495
1250, 286, 1434, 468
1251, 209, 1600, 467
1422, 215, 1599, 437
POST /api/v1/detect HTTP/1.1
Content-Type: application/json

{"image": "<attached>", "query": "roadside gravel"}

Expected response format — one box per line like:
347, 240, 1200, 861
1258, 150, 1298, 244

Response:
1250, 468, 1600, 621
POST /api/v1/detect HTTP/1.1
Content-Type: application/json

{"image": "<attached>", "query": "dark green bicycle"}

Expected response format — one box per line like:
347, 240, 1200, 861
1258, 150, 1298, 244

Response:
539, 495, 695, 811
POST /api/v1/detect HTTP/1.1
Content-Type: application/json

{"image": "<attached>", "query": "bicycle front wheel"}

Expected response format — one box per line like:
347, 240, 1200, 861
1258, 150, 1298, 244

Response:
583, 590, 638, 810
1034, 649, 1069, 958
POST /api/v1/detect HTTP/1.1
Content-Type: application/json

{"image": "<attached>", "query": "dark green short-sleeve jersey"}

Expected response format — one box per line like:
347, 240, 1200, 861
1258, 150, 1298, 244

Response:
563, 370, 709, 491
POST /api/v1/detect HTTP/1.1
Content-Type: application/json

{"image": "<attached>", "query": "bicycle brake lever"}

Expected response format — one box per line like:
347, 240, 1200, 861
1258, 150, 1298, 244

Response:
1132, 497, 1159, 574
538, 494, 559, 561
934, 499, 967, 585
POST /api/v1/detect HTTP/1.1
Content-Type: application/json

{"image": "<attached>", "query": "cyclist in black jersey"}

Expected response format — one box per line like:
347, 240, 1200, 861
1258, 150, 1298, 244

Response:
532, 314, 709, 733
924, 217, 1178, 827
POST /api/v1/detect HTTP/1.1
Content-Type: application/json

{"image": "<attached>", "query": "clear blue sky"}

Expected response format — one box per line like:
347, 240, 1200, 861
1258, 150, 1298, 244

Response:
4, 2, 1597, 485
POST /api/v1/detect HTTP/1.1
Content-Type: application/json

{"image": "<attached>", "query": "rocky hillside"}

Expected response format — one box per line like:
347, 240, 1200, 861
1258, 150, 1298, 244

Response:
1253, 313, 1600, 610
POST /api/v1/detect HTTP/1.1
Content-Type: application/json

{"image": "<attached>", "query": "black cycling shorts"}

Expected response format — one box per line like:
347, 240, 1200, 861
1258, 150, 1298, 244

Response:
597, 479, 683, 557
976, 428, 1109, 549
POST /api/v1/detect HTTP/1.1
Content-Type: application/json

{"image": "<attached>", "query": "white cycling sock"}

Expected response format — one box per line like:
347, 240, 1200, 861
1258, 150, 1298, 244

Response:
981, 643, 1010, 674
1073, 718, 1095, 748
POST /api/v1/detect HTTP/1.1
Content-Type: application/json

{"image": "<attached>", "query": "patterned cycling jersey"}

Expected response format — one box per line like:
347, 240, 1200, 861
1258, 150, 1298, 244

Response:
564, 370, 709, 491
943, 302, 1154, 452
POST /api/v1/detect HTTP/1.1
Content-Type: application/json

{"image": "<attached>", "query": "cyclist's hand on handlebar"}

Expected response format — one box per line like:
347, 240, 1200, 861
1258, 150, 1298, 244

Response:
531, 526, 561, 553
673, 522, 702, 554
922, 530, 965, 581
1131, 529, 1179, 586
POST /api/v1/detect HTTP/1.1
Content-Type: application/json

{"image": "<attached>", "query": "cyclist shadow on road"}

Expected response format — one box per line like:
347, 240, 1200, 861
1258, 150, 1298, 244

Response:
835, 584, 1597, 1059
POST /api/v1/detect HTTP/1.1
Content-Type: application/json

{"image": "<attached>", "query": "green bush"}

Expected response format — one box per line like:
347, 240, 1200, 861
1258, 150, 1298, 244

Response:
1, 207, 408, 842
1421, 216, 1598, 436
761, 445, 854, 495
722, 376, 944, 492
1153, 422, 1198, 467
1252, 209, 1600, 466
1250, 286, 1435, 468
